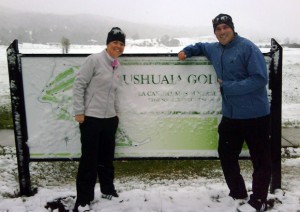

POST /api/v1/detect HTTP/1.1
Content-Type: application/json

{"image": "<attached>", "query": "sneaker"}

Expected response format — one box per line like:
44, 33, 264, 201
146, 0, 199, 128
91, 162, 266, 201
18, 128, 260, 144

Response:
78, 204, 91, 212
237, 202, 267, 212
102, 190, 119, 200
74, 202, 91, 212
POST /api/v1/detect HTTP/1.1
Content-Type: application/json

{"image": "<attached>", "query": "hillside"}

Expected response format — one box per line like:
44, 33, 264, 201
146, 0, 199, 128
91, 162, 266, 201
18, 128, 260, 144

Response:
0, 6, 211, 45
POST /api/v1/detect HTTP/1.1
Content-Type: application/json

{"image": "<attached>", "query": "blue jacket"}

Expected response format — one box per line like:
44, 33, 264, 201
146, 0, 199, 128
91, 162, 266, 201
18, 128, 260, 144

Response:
182, 34, 270, 119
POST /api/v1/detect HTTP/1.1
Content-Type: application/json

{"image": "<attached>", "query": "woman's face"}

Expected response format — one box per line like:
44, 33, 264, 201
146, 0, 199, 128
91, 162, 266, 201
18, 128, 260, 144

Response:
214, 23, 235, 45
106, 41, 125, 58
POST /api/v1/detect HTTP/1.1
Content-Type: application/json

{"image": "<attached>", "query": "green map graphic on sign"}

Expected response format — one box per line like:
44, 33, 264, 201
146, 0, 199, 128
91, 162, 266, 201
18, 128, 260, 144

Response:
38, 66, 148, 148
39, 66, 78, 121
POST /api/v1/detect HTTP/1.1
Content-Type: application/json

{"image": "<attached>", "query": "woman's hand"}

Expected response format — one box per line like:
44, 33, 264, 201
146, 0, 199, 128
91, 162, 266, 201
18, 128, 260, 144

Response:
75, 114, 85, 123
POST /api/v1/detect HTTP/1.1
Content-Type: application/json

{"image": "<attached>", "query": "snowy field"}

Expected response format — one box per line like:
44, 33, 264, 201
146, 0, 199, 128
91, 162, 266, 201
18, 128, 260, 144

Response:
0, 39, 300, 211
0, 146, 299, 211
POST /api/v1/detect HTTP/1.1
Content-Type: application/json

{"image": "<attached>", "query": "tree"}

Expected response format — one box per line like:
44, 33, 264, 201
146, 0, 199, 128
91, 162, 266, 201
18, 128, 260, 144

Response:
159, 35, 180, 47
61, 37, 70, 54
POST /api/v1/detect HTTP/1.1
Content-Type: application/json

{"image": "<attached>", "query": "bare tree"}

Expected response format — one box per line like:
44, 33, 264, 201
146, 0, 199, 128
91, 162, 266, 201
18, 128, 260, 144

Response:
61, 37, 70, 54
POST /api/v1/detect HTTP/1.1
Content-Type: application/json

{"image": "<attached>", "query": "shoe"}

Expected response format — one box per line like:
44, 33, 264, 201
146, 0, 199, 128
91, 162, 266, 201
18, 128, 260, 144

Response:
78, 204, 91, 212
237, 201, 267, 212
102, 191, 119, 200
74, 202, 91, 212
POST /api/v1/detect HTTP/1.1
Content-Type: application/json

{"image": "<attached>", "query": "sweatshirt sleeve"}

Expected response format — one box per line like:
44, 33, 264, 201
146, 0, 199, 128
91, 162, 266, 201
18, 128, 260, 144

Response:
73, 56, 95, 116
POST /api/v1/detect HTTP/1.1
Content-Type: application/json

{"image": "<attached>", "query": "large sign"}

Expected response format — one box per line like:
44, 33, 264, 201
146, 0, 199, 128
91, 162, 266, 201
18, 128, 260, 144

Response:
21, 56, 223, 158
7, 39, 283, 196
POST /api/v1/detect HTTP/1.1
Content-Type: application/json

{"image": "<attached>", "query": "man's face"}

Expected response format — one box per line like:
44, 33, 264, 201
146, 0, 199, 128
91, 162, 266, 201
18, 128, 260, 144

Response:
106, 41, 125, 58
214, 23, 234, 45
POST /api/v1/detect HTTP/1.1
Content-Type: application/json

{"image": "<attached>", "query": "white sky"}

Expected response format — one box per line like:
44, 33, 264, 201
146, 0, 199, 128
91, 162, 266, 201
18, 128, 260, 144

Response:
0, 0, 299, 40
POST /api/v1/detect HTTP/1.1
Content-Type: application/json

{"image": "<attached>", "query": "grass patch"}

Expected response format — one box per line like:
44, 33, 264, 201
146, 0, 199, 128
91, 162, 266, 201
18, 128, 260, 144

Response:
26, 159, 254, 192
28, 160, 227, 187
30, 161, 79, 187
114, 160, 225, 180
0, 104, 13, 129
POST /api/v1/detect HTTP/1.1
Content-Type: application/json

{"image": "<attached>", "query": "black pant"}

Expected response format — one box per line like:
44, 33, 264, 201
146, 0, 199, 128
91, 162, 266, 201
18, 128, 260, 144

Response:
76, 116, 119, 204
218, 115, 271, 201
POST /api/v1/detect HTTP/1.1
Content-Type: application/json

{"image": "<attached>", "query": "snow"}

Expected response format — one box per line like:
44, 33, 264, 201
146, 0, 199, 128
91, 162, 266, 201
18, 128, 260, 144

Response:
0, 39, 300, 211
0, 146, 300, 211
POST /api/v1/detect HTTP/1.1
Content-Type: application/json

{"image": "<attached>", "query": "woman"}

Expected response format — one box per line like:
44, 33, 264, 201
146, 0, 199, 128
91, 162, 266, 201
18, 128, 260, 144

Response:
73, 27, 126, 211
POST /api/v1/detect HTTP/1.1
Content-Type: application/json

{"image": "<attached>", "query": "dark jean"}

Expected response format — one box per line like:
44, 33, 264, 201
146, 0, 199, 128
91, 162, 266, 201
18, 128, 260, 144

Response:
218, 115, 271, 201
76, 116, 119, 204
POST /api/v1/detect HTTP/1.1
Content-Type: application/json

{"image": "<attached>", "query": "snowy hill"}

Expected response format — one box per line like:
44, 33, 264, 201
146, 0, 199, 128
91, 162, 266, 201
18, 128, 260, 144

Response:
0, 6, 213, 45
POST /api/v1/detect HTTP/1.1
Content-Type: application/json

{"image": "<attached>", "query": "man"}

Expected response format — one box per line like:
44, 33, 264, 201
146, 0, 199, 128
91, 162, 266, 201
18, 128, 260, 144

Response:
178, 14, 271, 212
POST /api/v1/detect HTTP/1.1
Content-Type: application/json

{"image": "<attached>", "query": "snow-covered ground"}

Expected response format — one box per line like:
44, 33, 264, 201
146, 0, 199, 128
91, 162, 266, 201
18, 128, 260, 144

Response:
0, 146, 300, 211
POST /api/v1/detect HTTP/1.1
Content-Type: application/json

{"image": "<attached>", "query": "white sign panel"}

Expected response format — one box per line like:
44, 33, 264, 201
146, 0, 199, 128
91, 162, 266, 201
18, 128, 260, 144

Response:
21, 55, 222, 159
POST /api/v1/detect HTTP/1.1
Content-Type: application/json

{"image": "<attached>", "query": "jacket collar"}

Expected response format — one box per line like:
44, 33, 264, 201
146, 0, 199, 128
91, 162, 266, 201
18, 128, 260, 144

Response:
104, 50, 119, 69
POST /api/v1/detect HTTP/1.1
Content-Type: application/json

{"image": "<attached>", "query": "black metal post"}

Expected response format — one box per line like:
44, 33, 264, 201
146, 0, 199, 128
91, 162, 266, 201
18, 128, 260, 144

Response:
7, 40, 33, 196
268, 38, 283, 192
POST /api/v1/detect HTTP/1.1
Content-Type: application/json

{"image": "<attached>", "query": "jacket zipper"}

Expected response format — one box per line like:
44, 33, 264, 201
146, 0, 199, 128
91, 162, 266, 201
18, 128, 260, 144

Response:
220, 47, 233, 118
105, 68, 115, 117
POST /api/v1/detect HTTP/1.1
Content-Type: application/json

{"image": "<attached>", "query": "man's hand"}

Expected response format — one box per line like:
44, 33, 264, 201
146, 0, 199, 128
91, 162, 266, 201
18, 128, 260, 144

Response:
218, 79, 223, 85
218, 79, 223, 95
178, 51, 187, 61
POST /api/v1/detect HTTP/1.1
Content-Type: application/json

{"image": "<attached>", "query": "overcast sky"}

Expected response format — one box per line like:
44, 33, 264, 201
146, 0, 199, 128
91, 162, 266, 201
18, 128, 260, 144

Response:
0, 0, 299, 41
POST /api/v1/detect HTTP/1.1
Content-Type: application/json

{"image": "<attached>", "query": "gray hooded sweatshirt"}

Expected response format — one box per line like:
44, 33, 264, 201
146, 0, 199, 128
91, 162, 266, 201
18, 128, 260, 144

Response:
73, 50, 121, 118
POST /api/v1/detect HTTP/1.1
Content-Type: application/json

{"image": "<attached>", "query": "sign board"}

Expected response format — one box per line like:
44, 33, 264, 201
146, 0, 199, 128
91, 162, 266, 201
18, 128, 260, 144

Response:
21, 56, 223, 158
